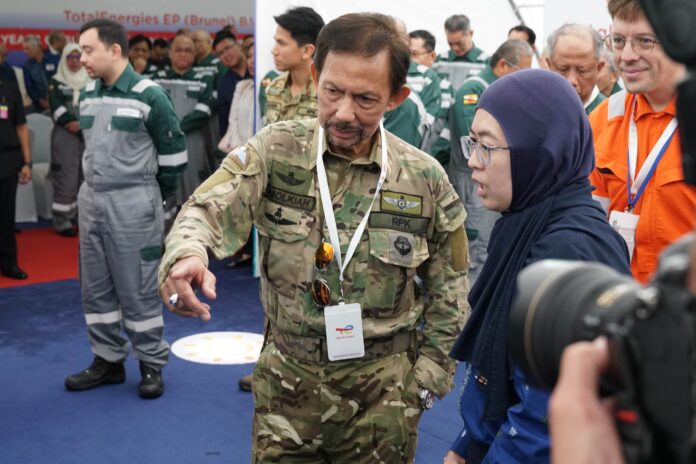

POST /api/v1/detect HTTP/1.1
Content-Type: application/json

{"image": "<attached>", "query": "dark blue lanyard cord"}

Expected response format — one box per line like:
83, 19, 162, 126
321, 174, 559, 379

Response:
626, 130, 677, 211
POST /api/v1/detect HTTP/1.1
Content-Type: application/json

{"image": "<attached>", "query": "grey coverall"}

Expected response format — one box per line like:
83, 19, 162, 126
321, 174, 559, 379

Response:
48, 78, 84, 231
77, 64, 187, 368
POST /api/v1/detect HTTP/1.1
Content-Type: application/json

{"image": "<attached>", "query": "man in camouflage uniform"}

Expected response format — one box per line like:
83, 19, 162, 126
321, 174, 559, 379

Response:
160, 13, 468, 463
262, 7, 324, 126
547, 24, 607, 115
236, 7, 325, 393
449, 39, 533, 286
65, 19, 187, 399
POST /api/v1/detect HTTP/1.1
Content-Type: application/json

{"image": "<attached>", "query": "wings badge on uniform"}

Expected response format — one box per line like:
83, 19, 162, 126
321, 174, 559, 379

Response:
384, 195, 420, 211
277, 171, 305, 187
265, 207, 297, 226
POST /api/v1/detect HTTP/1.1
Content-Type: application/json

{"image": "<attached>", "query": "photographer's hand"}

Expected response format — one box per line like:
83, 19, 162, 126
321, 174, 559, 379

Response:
549, 337, 624, 464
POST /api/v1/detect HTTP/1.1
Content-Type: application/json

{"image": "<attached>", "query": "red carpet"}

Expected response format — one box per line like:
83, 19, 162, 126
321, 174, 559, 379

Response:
0, 228, 79, 288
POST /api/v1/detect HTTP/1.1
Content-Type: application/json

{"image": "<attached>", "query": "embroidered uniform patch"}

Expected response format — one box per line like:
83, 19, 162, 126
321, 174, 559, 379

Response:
264, 207, 298, 226
380, 192, 423, 216
229, 147, 248, 169
462, 94, 479, 105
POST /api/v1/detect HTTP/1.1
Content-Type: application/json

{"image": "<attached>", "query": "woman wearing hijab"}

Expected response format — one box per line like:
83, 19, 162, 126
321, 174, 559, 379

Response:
444, 69, 631, 463
48, 43, 90, 236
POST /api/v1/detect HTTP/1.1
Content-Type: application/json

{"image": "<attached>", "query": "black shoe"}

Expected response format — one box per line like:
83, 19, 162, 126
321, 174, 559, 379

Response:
139, 362, 164, 399
1, 266, 28, 280
238, 373, 253, 392
57, 227, 77, 237
65, 356, 125, 391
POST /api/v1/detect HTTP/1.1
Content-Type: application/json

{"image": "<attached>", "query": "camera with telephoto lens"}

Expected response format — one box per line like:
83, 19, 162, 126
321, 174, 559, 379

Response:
508, 234, 695, 464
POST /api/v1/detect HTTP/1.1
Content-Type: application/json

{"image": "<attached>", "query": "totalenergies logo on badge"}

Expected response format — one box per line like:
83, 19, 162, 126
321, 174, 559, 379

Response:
336, 325, 354, 335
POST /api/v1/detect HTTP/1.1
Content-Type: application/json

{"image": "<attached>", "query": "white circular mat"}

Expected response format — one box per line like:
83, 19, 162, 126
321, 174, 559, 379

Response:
171, 331, 264, 365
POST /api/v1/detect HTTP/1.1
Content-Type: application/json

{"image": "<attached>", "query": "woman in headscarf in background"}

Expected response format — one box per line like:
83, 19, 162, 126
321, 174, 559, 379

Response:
444, 69, 631, 463
48, 42, 90, 237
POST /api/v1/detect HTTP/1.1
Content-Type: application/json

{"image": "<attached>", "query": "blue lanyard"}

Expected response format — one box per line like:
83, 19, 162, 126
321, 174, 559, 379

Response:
626, 130, 676, 211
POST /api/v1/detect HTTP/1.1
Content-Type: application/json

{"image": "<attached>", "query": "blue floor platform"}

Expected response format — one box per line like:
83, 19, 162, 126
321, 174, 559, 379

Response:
0, 261, 463, 463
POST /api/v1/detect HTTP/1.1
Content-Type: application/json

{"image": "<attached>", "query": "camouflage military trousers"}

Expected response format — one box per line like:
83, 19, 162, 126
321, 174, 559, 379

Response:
252, 342, 423, 463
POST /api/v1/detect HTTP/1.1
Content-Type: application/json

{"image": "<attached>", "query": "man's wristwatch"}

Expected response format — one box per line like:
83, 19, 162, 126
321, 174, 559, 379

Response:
418, 388, 435, 410
23, 161, 32, 168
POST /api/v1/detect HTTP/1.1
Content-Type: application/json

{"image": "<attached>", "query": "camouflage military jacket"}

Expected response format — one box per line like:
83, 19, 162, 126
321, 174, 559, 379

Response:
262, 71, 318, 126
160, 119, 469, 397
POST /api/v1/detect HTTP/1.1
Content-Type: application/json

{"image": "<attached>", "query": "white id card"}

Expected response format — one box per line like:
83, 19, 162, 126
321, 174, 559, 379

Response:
609, 210, 640, 259
324, 302, 365, 361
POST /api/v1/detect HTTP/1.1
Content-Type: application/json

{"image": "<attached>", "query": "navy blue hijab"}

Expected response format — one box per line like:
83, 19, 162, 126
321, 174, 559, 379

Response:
449, 69, 630, 421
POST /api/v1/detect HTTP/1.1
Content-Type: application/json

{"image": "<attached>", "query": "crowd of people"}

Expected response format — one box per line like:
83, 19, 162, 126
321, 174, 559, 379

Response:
0, 0, 693, 461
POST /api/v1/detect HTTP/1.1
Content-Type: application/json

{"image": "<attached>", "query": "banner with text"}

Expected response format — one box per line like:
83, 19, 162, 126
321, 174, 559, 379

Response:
1, 0, 253, 51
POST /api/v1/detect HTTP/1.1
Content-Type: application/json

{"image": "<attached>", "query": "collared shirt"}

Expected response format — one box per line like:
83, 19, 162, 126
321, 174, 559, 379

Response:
262, 71, 318, 126
192, 53, 223, 80
160, 118, 469, 398
589, 91, 696, 282
583, 86, 606, 115
611, 80, 623, 96
79, 63, 187, 196
437, 45, 489, 64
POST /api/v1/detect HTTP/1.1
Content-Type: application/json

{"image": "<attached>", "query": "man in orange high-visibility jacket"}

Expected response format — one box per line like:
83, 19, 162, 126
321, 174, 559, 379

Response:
589, 0, 696, 284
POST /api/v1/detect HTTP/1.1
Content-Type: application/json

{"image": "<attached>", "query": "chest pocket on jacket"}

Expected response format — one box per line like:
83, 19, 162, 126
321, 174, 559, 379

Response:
364, 229, 429, 317
257, 200, 315, 301
186, 87, 202, 99
79, 115, 94, 130
111, 115, 142, 132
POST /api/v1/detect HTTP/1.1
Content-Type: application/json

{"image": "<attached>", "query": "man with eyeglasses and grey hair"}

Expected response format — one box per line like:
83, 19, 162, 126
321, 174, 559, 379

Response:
590, 0, 695, 284
448, 39, 533, 286
547, 24, 606, 115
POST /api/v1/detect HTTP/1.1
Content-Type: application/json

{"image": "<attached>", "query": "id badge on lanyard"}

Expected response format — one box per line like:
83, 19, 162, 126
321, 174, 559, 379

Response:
0, 97, 7, 120
324, 302, 365, 361
610, 98, 677, 258
316, 122, 389, 361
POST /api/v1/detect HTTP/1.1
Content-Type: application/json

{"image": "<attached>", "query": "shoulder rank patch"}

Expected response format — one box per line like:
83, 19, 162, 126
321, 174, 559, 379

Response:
462, 94, 479, 105
380, 191, 423, 217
